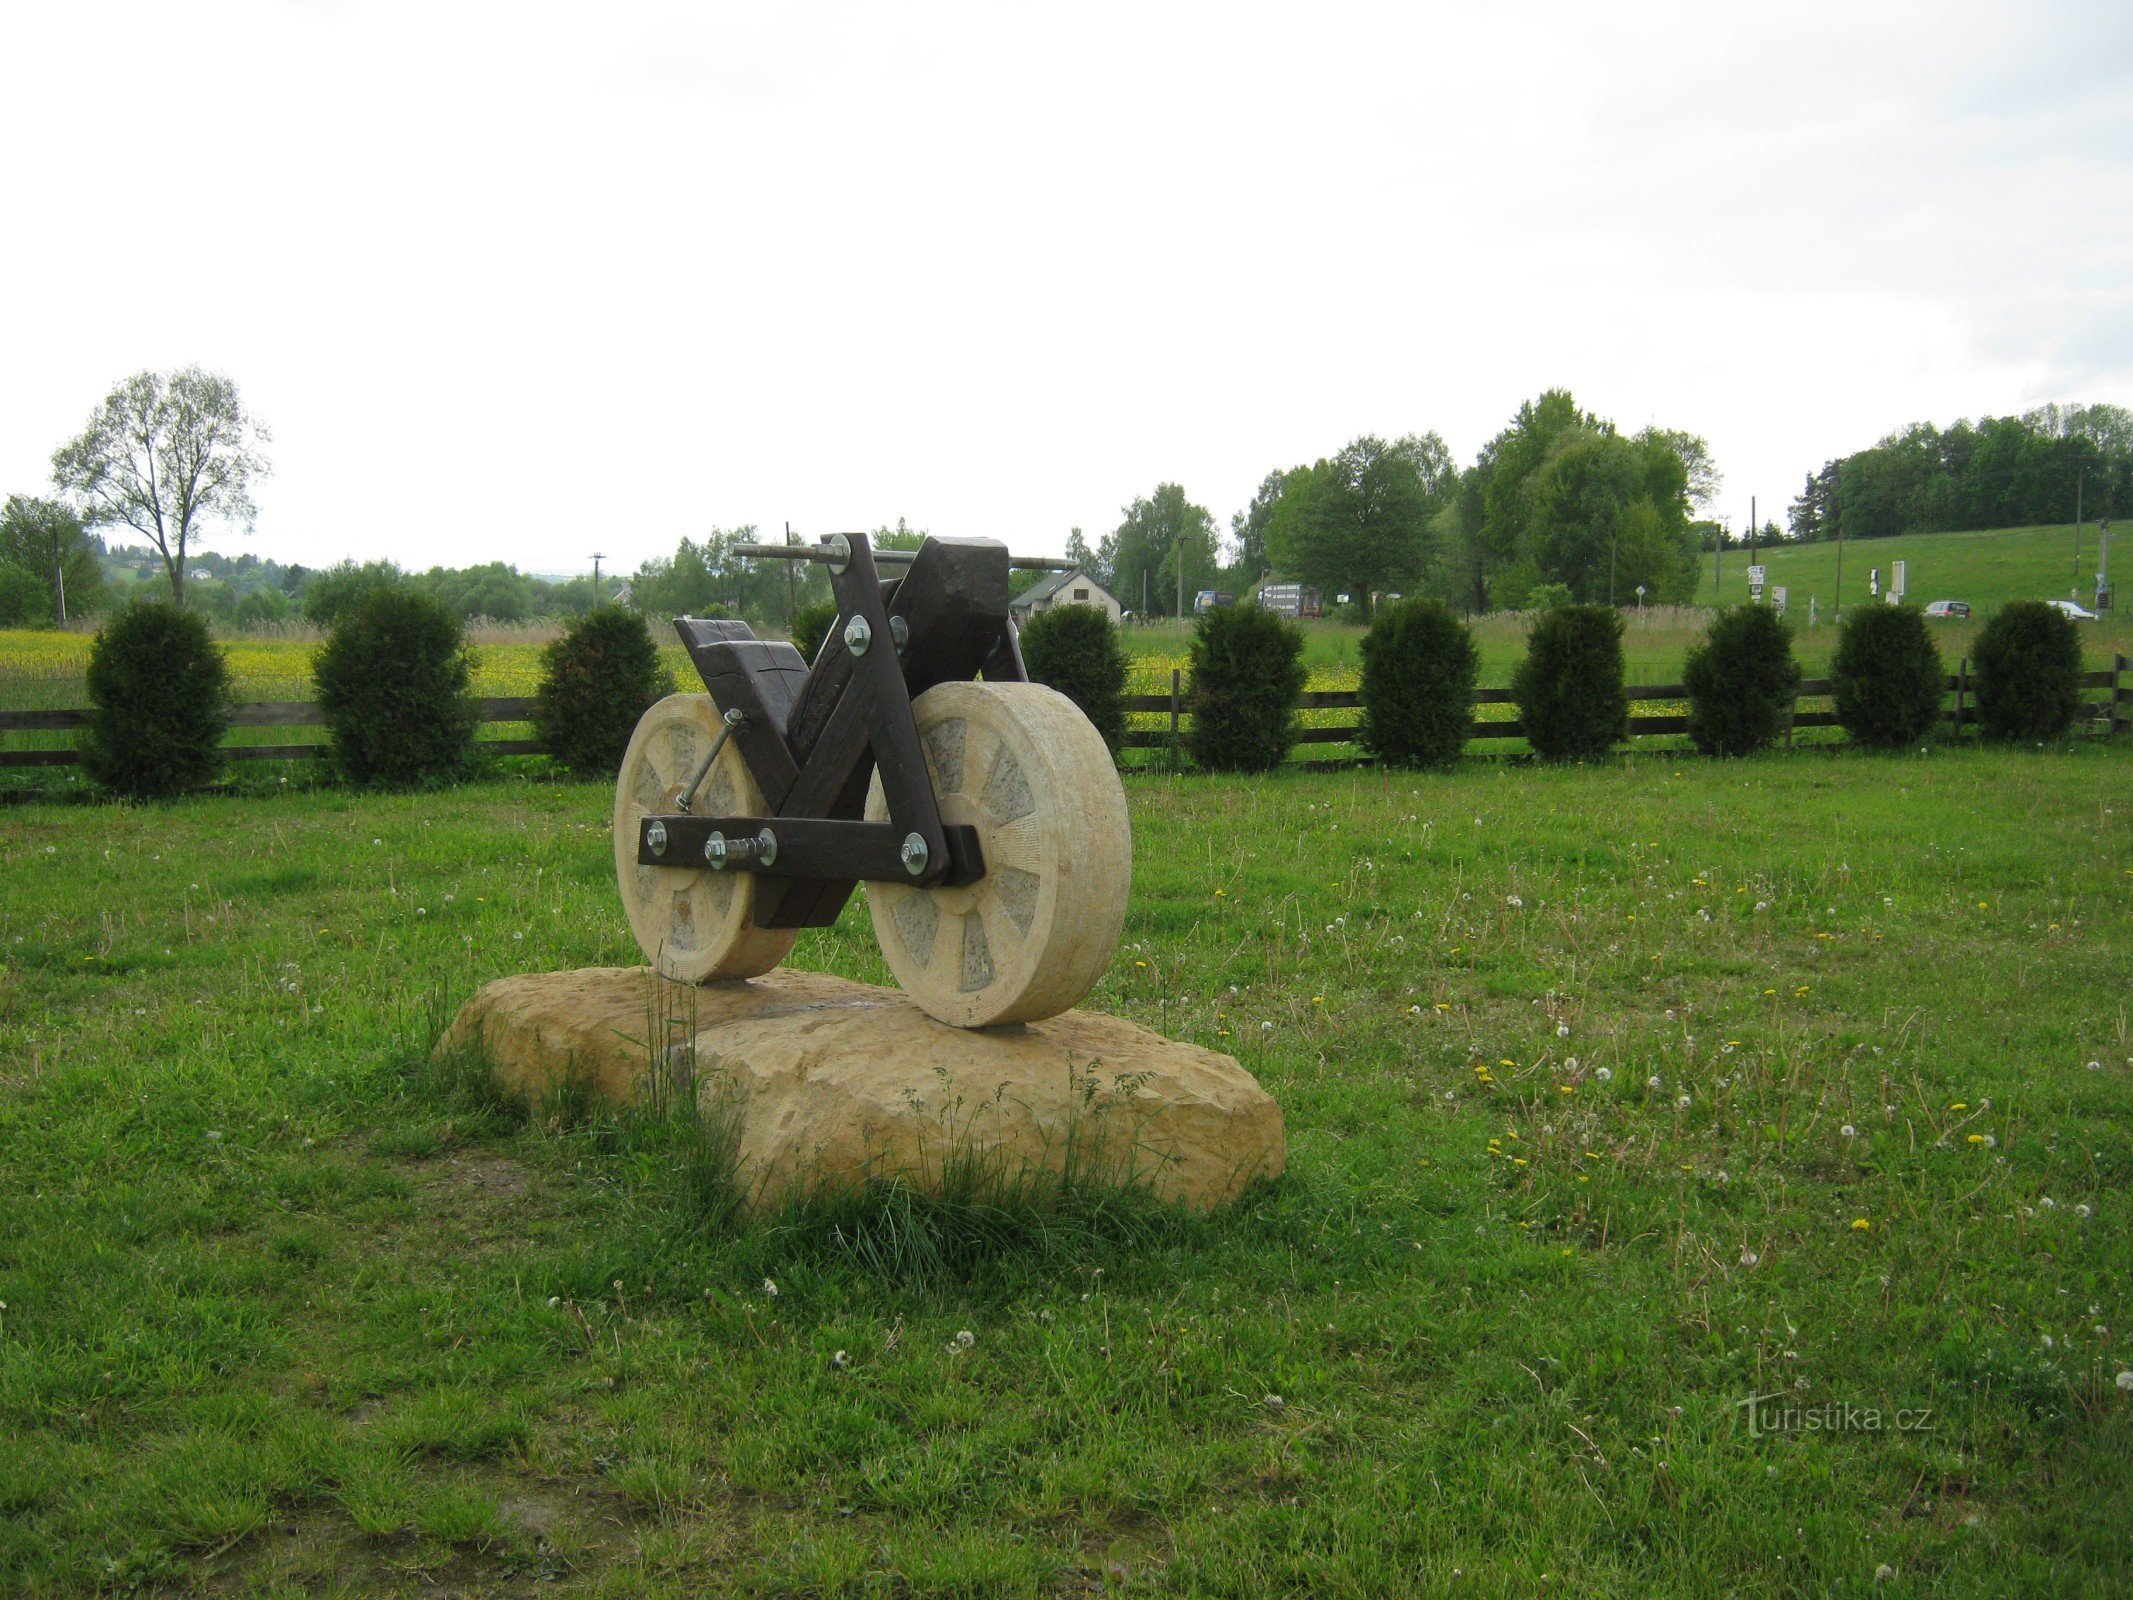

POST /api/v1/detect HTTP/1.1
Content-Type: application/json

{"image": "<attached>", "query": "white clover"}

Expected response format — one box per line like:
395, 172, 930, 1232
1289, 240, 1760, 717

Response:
831, 1350, 851, 1369
1739, 1250, 1759, 1267
762, 1278, 778, 1296
1556, 1023, 1571, 1038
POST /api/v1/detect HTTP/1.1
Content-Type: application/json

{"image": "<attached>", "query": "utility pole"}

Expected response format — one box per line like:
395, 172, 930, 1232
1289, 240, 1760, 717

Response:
784, 520, 798, 629
589, 552, 605, 603
1176, 532, 1185, 626
2074, 475, 2084, 597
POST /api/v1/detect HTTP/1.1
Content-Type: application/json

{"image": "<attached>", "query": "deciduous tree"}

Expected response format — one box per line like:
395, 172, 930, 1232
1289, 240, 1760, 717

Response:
51, 368, 270, 607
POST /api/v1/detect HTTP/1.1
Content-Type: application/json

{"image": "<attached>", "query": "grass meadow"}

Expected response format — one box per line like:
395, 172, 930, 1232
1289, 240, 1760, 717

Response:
3, 743, 2131, 1596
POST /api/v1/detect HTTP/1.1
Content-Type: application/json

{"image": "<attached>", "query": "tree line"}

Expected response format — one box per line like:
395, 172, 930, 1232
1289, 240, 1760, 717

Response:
1787, 403, 2133, 543
1073, 390, 1719, 620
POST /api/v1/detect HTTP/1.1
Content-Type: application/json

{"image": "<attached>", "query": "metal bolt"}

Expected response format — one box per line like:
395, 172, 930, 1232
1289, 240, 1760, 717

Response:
890, 615, 909, 652
756, 828, 777, 868
900, 832, 929, 876
844, 614, 872, 655
705, 831, 730, 869
823, 532, 852, 575
644, 818, 668, 858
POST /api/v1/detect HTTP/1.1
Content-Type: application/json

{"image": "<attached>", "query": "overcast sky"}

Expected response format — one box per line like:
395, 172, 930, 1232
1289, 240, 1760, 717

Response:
2, 1, 2128, 577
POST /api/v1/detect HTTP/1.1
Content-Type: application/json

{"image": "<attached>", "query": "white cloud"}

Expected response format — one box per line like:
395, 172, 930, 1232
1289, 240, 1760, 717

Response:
0, 0, 2125, 575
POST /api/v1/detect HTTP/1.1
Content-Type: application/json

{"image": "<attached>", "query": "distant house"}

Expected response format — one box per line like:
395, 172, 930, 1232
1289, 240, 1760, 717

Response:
1009, 567, 1124, 623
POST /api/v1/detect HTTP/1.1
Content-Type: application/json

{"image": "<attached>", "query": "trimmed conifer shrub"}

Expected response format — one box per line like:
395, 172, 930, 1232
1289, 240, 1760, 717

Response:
1187, 604, 1306, 773
1511, 603, 1628, 760
790, 600, 838, 665
1970, 600, 2083, 742
1682, 604, 1801, 758
532, 606, 675, 777
1830, 605, 1944, 750
314, 589, 479, 785
83, 600, 230, 798
1019, 604, 1129, 754
1358, 598, 1478, 770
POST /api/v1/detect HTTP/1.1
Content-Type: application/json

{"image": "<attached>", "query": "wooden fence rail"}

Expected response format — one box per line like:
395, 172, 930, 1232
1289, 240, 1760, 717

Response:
1, 663, 2125, 771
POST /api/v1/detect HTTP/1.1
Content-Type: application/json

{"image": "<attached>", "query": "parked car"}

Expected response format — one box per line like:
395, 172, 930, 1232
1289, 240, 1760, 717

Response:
2048, 599, 2099, 621
1923, 599, 1971, 618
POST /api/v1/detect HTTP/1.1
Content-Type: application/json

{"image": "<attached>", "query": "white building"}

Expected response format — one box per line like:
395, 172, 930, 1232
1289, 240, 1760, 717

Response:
1009, 567, 1124, 623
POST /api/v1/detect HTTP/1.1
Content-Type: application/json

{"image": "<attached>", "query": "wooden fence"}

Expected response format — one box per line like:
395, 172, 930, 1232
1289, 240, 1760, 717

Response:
1, 659, 2126, 771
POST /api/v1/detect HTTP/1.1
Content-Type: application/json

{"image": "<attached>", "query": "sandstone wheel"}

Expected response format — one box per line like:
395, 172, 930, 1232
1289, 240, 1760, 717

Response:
613, 693, 798, 983
865, 681, 1130, 1029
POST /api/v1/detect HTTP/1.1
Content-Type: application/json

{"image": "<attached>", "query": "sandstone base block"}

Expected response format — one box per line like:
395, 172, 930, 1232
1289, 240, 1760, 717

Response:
438, 967, 1284, 1211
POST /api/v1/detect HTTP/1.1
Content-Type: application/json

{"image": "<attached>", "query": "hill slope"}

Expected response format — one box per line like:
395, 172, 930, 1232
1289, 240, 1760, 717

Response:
1693, 523, 2114, 615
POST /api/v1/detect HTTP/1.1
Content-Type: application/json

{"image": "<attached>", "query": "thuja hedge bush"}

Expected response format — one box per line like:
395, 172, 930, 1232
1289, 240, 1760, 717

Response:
1970, 600, 2083, 742
1187, 604, 1306, 773
314, 589, 479, 785
1358, 598, 1478, 770
790, 600, 838, 665
1020, 604, 1128, 754
1830, 605, 1944, 750
532, 606, 675, 777
1511, 604, 1628, 761
84, 601, 230, 798
1682, 604, 1801, 758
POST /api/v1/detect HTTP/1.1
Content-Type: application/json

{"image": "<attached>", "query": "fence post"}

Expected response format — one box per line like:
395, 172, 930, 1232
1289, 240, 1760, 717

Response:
2114, 653, 2126, 738
1169, 668, 1181, 768
1953, 658, 1967, 741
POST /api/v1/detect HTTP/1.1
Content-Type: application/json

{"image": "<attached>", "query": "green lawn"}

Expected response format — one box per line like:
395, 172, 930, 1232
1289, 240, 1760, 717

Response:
1694, 523, 2117, 617
3, 745, 2131, 1595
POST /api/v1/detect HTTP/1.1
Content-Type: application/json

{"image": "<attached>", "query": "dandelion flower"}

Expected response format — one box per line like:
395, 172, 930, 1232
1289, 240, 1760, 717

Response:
2075, 1204, 2092, 1218
1595, 1067, 1612, 1083
1676, 1094, 1692, 1109
1647, 1075, 1662, 1090
1841, 1124, 1858, 1139
1851, 1218, 1871, 1231
832, 1349, 851, 1368
1739, 1250, 1759, 1267
1556, 1022, 1570, 1038
2116, 1371, 2133, 1392
955, 1329, 974, 1348
762, 1278, 778, 1296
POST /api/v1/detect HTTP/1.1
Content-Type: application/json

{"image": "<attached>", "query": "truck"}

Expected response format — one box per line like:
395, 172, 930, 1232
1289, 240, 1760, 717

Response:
1256, 583, 1322, 619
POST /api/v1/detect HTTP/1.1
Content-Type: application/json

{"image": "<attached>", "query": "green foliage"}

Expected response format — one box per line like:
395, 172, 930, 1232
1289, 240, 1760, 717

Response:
1019, 604, 1129, 754
0, 565, 51, 625
302, 560, 404, 626
1511, 603, 1629, 760
1107, 483, 1218, 618
532, 607, 675, 777
1186, 604, 1306, 772
0, 495, 102, 621
789, 599, 839, 664
233, 586, 291, 628
416, 560, 534, 622
313, 590, 479, 785
629, 528, 795, 625
1358, 598, 1478, 770
1454, 391, 1702, 611
1265, 435, 1454, 619
1970, 600, 2083, 742
82, 601, 230, 798
1524, 582, 1573, 610
1791, 403, 2131, 541
1830, 605, 1945, 749
1682, 604, 1802, 758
